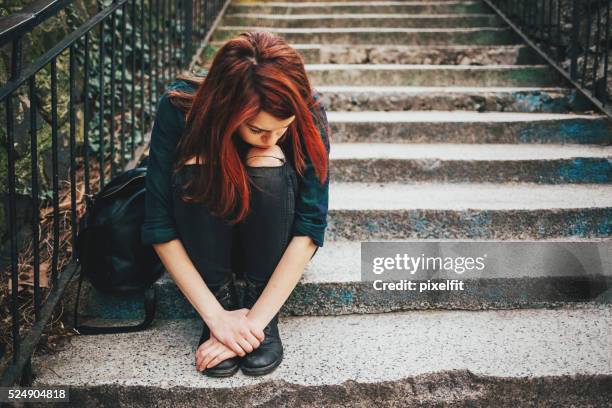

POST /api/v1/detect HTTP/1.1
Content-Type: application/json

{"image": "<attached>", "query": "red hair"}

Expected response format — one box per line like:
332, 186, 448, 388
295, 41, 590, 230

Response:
166, 31, 329, 225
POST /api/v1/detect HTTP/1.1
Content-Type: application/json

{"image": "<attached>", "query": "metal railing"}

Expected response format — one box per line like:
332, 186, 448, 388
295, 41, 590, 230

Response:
487, 0, 612, 118
0, 0, 229, 386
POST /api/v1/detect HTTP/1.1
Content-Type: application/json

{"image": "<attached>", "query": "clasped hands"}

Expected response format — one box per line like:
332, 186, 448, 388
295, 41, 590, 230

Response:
195, 308, 265, 372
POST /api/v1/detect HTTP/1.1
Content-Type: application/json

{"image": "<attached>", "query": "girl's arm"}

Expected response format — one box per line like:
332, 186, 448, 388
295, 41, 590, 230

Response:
246, 235, 318, 330
153, 239, 265, 355
197, 235, 317, 370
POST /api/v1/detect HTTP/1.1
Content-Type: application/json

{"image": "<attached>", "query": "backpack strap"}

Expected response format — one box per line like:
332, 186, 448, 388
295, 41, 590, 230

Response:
73, 279, 157, 335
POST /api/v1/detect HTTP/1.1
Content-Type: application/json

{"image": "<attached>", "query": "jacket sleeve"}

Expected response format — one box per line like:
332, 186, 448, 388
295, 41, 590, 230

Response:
140, 91, 184, 246
291, 89, 331, 248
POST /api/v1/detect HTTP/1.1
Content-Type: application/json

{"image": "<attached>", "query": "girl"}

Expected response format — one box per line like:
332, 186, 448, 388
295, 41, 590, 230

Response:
141, 31, 330, 377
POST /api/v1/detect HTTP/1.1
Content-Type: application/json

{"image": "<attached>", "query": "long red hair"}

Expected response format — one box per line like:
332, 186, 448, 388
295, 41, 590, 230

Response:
165, 31, 329, 225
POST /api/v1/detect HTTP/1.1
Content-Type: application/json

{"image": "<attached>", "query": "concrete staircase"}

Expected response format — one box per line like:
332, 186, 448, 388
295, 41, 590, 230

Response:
32, 0, 612, 406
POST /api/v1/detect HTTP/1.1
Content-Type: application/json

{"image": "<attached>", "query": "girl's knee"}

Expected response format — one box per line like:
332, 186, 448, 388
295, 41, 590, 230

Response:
246, 145, 285, 167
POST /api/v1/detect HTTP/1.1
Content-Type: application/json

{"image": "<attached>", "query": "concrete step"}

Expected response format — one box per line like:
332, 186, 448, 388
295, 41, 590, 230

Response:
233, 0, 485, 2
328, 143, 612, 183
326, 111, 611, 144
213, 27, 519, 46
315, 86, 588, 112
228, 1, 492, 15
325, 182, 612, 240
306, 64, 560, 87
222, 12, 505, 28
32, 308, 612, 406
84, 238, 611, 319
204, 43, 543, 65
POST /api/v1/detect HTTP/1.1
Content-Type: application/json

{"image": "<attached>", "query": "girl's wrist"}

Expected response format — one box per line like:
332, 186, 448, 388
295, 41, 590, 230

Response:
247, 308, 272, 332
200, 301, 224, 325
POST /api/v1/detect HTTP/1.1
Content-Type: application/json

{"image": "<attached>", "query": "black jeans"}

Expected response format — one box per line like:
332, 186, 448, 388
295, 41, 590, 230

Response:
172, 160, 299, 287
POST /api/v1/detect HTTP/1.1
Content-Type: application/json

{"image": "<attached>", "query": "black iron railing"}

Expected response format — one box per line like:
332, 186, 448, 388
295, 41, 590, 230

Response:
0, 0, 229, 386
487, 0, 612, 117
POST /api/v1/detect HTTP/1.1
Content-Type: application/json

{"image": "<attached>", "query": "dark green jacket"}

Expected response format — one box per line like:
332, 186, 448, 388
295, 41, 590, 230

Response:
141, 77, 330, 249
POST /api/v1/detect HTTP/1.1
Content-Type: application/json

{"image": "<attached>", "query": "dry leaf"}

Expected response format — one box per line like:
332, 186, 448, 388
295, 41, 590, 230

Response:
8, 261, 50, 292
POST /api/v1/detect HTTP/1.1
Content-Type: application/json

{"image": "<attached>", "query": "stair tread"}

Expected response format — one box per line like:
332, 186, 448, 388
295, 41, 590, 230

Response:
218, 26, 508, 33
225, 12, 500, 19
213, 42, 529, 49
328, 182, 612, 209
327, 110, 602, 121
307, 63, 548, 69
317, 85, 571, 92
233, 1, 483, 6
32, 307, 612, 388
329, 143, 612, 160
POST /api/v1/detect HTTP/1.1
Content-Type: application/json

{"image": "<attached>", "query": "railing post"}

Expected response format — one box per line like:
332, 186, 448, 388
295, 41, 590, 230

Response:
569, 0, 581, 80
184, 0, 194, 68
602, 0, 610, 105
556, 0, 563, 61
7, 37, 21, 369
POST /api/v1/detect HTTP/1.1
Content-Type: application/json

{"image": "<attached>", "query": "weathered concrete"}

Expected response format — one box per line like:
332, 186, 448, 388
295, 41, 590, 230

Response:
306, 64, 560, 86
314, 86, 589, 112
204, 43, 543, 65
228, 1, 491, 15
327, 207, 612, 240
328, 143, 612, 183
83, 238, 611, 319
222, 13, 505, 28
233, 0, 486, 2
330, 142, 612, 161
31, 308, 612, 407
328, 182, 612, 210
324, 182, 612, 240
318, 44, 542, 64
214, 27, 519, 45
326, 111, 612, 144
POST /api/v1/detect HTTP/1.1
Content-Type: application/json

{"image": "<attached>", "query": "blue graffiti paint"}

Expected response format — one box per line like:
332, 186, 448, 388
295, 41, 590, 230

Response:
555, 158, 612, 183
462, 211, 492, 238
365, 220, 378, 233
511, 91, 570, 113
339, 289, 354, 304
558, 121, 610, 144
567, 212, 591, 237
409, 213, 427, 233
537, 225, 547, 238
597, 215, 612, 235
518, 119, 610, 144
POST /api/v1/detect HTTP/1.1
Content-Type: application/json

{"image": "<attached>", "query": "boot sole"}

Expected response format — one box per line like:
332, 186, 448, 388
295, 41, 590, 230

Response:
240, 353, 283, 376
203, 363, 240, 377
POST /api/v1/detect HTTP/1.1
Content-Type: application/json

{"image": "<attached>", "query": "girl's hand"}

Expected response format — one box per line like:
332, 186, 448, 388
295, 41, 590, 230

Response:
196, 333, 238, 371
205, 308, 264, 356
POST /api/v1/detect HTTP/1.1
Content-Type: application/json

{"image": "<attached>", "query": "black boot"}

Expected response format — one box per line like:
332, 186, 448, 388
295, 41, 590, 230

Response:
199, 279, 241, 377
239, 277, 283, 376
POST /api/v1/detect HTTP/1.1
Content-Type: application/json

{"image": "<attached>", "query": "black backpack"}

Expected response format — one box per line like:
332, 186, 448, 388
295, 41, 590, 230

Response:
73, 156, 165, 334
